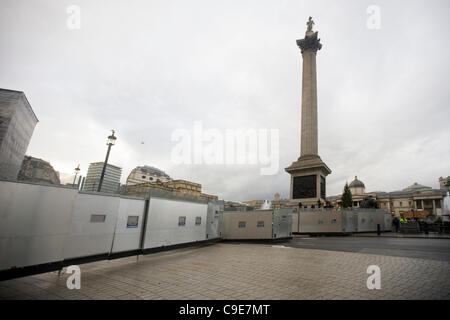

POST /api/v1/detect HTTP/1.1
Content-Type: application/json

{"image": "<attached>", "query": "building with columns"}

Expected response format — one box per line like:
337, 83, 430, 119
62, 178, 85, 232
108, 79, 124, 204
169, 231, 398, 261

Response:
327, 176, 447, 217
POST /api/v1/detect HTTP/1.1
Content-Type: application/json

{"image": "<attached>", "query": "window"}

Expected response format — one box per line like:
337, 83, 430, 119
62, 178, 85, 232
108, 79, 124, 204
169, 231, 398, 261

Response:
90, 214, 106, 223
178, 216, 186, 226
127, 216, 139, 228
195, 217, 201, 226
149, 177, 153, 180
142, 175, 146, 179
257, 221, 264, 228
435, 200, 442, 209
399, 201, 403, 207
238, 221, 246, 228
416, 201, 422, 209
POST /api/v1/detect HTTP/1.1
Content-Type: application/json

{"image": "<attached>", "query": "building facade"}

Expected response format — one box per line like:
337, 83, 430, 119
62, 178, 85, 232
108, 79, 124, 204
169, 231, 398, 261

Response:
124, 178, 218, 201
17, 156, 60, 185
82, 162, 122, 193
126, 165, 172, 186
0, 89, 38, 180
123, 165, 218, 200
327, 176, 447, 217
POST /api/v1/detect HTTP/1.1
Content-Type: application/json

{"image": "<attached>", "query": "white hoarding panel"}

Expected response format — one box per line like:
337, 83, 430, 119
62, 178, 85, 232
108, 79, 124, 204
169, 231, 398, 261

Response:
356, 211, 371, 232
384, 213, 392, 231
299, 211, 343, 233
0, 181, 78, 270
63, 193, 120, 259
222, 211, 273, 240
273, 210, 292, 238
372, 211, 384, 231
111, 198, 146, 254
206, 202, 222, 239
144, 198, 208, 249
342, 211, 357, 233
290, 212, 299, 233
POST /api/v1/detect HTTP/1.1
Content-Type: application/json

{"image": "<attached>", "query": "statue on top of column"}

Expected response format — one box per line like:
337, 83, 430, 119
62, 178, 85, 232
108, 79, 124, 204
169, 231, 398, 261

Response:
306, 16, 314, 33
297, 16, 322, 53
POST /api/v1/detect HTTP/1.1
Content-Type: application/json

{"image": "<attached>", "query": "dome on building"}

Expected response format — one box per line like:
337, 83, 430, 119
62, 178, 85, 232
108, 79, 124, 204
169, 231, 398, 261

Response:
349, 176, 365, 188
135, 165, 171, 180
402, 182, 431, 192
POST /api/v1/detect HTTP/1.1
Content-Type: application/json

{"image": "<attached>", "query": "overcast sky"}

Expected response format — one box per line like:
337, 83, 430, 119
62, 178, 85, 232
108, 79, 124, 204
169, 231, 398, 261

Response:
1, 0, 449, 201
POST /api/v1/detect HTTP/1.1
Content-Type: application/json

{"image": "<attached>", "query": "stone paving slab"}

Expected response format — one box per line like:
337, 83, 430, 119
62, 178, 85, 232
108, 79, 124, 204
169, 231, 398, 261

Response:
0, 243, 449, 300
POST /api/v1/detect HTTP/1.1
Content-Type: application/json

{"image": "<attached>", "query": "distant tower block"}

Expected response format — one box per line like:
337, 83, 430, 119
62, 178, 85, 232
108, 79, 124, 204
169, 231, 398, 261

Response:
285, 17, 331, 208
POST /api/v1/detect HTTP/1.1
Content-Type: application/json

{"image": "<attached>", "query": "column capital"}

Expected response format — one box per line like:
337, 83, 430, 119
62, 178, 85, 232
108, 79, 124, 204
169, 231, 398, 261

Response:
297, 31, 322, 54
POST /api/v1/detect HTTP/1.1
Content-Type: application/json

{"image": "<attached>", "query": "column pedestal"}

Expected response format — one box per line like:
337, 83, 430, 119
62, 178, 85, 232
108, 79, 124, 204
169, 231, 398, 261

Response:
286, 155, 331, 207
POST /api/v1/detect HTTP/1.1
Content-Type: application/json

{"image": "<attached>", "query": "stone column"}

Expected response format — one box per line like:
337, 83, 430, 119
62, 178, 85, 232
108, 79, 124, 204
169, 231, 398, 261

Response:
285, 18, 330, 206
300, 49, 318, 156
297, 29, 322, 157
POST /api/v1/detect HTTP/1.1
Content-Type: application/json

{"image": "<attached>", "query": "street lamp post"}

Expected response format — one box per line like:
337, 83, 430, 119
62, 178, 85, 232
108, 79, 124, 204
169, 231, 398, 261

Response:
72, 164, 80, 186
97, 130, 117, 192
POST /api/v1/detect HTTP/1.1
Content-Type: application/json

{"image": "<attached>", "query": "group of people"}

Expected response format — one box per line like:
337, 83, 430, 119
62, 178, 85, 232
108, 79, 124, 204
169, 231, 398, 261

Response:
392, 216, 409, 232
392, 216, 447, 234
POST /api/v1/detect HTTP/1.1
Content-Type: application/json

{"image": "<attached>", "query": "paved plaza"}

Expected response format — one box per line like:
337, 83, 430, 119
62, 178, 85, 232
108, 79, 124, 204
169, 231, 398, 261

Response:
1, 240, 450, 300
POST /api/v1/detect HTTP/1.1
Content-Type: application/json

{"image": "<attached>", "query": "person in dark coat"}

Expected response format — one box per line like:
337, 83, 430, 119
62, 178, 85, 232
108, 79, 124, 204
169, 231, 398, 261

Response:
393, 217, 400, 232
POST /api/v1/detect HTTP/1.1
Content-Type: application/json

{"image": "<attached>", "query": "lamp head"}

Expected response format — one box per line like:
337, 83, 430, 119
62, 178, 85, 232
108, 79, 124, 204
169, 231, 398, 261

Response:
107, 130, 117, 145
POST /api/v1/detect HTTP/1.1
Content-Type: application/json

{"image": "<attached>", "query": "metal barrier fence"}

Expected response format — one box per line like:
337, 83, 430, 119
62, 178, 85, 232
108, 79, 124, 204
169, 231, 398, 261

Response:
290, 208, 391, 234
0, 179, 222, 280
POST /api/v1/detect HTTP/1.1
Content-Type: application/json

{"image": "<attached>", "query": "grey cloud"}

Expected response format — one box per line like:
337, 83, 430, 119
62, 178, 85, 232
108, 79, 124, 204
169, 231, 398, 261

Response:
0, 0, 448, 201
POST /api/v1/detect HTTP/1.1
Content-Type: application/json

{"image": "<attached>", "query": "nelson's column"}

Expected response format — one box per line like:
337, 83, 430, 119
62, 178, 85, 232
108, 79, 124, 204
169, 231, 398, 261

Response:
285, 17, 331, 208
